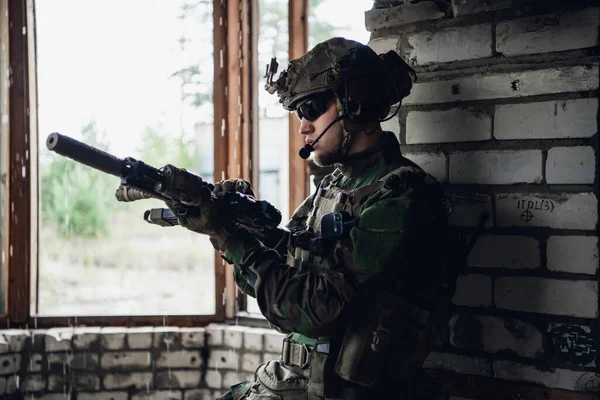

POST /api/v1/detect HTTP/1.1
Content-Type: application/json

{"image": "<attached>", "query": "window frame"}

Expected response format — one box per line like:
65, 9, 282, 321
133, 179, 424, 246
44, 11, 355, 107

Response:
0, 0, 257, 328
0, 0, 310, 328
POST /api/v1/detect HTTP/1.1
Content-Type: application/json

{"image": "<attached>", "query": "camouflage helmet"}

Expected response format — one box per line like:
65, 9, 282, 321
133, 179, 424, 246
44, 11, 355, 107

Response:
265, 37, 415, 122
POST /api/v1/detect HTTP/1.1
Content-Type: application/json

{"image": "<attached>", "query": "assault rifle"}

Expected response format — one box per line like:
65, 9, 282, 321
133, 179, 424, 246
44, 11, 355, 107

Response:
45, 132, 282, 230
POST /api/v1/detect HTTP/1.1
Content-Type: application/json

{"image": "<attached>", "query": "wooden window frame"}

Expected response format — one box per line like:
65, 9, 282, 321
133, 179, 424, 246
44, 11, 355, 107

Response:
0, 0, 258, 328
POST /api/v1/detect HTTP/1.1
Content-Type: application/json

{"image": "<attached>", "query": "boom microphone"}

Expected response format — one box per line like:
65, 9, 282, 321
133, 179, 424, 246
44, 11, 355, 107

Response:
298, 114, 346, 160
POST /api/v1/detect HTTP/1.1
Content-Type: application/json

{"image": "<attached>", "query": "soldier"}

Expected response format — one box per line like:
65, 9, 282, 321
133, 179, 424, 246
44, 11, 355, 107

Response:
170, 37, 456, 399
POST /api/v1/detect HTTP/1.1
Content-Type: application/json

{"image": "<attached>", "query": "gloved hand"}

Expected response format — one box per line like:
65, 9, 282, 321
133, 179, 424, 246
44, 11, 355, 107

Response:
166, 196, 231, 239
213, 178, 255, 197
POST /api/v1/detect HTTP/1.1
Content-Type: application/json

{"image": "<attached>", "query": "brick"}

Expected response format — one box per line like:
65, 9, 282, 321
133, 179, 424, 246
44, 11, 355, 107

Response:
104, 372, 153, 390
546, 146, 595, 184
262, 352, 280, 363
184, 389, 213, 400
365, 2, 445, 31
72, 327, 101, 350
206, 325, 224, 346
368, 37, 398, 55
242, 353, 261, 373
450, 0, 512, 16
48, 352, 98, 372
22, 374, 45, 392
547, 324, 596, 367
208, 349, 239, 370
403, 152, 447, 182
423, 352, 492, 376
78, 393, 128, 400
403, 64, 599, 106
446, 193, 494, 228
406, 107, 492, 144
2, 330, 29, 352
126, 327, 153, 349
449, 314, 543, 358
493, 360, 600, 391
223, 371, 245, 389
495, 277, 598, 318
223, 326, 244, 349
179, 327, 206, 348
100, 351, 151, 370
28, 353, 43, 372
156, 370, 201, 389
468, 235, 540, 269
263, 331, 285, 353
547, 236, 598, 275
496, 192, 598, 230
204, 370, 222, 389
496, 8, 599, 57
153, 328, 183, 350
243, 329, 264, 352
381, 114, 400, 137
0, 354, 20, 374
48, 374, 100, 391
452, 274, 492, 308
156, 350, 201, 368
45, 329, 73, 352
38, 395, 75, 400
5, 375, 17, 394
132, 392, 182, 400
450, 150, 542, 184
100, 328, 126, 350
495, 98, 598, 140
406, 24, 492, 65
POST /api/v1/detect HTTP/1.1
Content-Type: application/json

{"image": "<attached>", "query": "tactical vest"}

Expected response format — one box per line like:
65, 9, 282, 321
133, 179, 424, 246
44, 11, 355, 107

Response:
282, 165, 453, 398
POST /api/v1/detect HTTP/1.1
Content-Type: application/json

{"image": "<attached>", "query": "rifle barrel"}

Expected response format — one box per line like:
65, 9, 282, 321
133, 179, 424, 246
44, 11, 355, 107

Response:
46, 132, 125, 177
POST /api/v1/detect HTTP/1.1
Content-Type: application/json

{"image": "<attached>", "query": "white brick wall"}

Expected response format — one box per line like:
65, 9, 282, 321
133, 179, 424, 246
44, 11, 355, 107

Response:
450, 0, 512, 16
450, 150, 543, 184
494, 360, 600, 392
446, 193, 494, 227
496, 8, 599, 56
546, 146, 595, 184
368, 37, 398, 55
423, 352, 493, 376
365, 2, 445, 31
496, 192, 598, 230
403, 64, 599, 105
406, 23, 492, 65
547, 236, 599, 275
402, 152, 447, 182
452, 274, 493, 307
468, 235, 540, 269
495, 98, 598, 140
495, 277, 598, 318
406, 107, 492, 144
449, 315, 543, 358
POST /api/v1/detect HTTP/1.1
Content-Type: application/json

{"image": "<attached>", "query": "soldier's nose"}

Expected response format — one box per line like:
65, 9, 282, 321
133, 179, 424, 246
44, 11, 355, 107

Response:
299, 118, 314, 135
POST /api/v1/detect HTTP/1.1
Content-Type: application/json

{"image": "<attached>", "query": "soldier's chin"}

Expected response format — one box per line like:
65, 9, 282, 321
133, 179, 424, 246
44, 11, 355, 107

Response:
313, 151, 338, 167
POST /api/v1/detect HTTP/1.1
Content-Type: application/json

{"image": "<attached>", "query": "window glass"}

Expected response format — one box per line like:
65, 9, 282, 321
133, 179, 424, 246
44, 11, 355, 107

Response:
0, 0, 8, 315
308, 0, 372, 48
250, 0, 291, 315
36, 0, 215, 316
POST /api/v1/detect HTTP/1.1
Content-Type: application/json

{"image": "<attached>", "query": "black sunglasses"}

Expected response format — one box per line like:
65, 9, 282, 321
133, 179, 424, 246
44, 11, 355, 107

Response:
294, 92, 333, 121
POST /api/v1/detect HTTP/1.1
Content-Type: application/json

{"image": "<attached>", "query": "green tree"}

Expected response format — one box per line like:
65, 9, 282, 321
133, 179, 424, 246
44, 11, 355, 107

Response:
137, 125, 199, 172
41, 121, 115, 237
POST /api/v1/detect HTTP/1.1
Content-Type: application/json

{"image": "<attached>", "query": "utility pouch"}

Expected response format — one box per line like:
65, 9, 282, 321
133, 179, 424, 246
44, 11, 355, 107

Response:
307, 340, 338, 398
332, 306, 389, 388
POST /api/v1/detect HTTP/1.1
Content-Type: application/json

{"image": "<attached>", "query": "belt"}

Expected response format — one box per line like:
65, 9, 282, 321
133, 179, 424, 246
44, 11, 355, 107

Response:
281, 337, 311, 369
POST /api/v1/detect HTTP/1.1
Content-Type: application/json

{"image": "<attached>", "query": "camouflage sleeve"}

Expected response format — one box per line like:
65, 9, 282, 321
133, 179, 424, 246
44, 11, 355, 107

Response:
221, 229, 358, 337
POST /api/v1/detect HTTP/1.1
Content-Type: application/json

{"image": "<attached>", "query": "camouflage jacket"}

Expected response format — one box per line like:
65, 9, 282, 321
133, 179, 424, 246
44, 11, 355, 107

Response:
222, 132, 449, 346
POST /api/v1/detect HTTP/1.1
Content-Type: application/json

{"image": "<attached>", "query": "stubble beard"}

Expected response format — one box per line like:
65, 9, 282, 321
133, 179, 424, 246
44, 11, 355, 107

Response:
313, 146, 342, 167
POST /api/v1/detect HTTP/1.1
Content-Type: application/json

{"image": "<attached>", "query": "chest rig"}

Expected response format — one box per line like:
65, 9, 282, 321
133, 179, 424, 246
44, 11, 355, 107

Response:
286, 166, 424, 274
